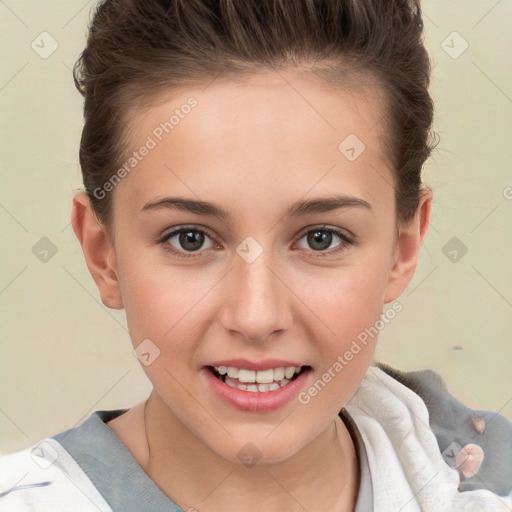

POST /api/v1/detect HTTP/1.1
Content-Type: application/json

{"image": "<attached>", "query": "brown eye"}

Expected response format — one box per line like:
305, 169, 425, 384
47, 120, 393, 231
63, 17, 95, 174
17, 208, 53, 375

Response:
176, 230, 206, 251
306, 230, 336, 251
295, 226, 354, 257
158, 226, 216, 258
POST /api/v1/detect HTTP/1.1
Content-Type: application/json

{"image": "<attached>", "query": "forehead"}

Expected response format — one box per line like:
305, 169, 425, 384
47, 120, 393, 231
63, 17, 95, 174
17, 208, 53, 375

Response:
115, 70, 393, 220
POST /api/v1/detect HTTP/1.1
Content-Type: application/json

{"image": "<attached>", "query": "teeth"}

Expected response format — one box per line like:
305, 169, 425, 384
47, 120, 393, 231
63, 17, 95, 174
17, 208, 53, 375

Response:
238, 369, 256, 383
284, 367, 295, 379
214, 365, 306, 392
273, 367, 285, 381
214, 365, 303, 384
256, 369, 273, 384
224, 376, 294, 392
227, 367, 238, 378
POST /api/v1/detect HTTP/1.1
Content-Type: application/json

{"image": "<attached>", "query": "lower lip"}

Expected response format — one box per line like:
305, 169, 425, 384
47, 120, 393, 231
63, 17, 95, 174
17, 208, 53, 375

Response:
203, 367, 310, 412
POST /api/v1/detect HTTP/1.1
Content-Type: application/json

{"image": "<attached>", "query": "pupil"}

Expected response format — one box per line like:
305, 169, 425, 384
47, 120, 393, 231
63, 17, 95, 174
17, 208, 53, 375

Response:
308, 230, 331, 251
180, 231, 203, 251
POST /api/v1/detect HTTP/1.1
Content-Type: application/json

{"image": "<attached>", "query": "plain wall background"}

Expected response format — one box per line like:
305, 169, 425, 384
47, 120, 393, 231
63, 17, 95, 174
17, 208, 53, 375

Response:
1, 0, 511, 454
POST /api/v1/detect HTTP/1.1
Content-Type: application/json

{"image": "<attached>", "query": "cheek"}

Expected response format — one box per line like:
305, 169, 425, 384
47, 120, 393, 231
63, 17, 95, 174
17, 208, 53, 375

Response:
300, 259, 390, 340
118, 257, 206, 342
119, 266, 211, 400
295, 259, 389, 396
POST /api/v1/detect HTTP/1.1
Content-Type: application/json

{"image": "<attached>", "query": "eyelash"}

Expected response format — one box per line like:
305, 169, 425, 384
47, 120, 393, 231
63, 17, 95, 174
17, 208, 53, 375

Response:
156, 225, 355, 260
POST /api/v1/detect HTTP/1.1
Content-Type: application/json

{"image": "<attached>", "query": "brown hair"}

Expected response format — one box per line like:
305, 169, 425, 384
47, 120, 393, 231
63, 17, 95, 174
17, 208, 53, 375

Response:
73, 0, 438, 234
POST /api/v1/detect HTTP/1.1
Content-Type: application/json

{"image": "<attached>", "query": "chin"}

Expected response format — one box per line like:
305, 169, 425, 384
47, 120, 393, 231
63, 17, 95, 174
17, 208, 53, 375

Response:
206, 431, 308, 467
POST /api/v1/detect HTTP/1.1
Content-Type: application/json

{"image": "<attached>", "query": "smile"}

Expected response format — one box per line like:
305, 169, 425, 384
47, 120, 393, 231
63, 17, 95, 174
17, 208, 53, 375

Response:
210, 365, 306, 392
204, 360, 312, 411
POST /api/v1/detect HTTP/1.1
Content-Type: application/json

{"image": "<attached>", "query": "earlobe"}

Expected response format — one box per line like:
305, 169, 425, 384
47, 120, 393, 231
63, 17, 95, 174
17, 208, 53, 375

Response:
70, 192, 124, 310
383, 187, 433, 304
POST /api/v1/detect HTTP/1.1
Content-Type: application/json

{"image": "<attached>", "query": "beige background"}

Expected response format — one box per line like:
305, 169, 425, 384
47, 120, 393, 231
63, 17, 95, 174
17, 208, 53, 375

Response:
1, 0, 511, 454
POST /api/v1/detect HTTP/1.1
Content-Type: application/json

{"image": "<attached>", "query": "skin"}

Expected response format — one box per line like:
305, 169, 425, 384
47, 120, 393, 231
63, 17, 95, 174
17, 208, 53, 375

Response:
71, 69, 432, 511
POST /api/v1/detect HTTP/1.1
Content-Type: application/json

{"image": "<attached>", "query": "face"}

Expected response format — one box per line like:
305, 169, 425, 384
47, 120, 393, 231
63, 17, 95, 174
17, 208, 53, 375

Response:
88, 70, 421, 464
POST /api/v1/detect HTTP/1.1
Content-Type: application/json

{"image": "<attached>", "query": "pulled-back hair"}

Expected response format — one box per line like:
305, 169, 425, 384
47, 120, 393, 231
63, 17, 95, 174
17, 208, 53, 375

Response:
73, 0, 438, 232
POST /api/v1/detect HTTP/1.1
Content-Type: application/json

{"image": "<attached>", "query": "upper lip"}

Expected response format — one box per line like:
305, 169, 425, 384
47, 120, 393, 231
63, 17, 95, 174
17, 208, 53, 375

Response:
205, 359, 308, 371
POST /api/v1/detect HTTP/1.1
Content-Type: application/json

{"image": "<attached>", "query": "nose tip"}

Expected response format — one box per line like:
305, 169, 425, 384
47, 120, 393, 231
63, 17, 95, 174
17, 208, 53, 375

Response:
221, 256, 291, 343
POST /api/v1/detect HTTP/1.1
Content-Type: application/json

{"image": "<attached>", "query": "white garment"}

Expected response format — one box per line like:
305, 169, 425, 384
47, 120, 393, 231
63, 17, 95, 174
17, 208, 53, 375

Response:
0, 437, 111, 511
1, 366, 511, 511
344, 367, 512, 511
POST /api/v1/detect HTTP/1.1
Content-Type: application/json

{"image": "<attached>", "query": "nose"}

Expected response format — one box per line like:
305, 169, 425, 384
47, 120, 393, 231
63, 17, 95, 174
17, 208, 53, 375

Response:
219, 250, 292, 343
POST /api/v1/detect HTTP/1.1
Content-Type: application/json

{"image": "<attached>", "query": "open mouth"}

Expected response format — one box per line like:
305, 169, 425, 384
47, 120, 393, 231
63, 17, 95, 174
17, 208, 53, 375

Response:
208, 365, 310, 393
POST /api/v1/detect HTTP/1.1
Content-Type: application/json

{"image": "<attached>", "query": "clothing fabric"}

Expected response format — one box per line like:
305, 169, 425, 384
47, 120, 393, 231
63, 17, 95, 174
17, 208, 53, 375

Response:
0, 408, 371, 512
1, 366, 511, 511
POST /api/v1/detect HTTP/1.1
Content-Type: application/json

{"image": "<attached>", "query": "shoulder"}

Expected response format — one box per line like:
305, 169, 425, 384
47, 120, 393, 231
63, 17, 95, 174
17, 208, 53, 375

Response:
0, 431, 112, 511
374, 362, 512, 496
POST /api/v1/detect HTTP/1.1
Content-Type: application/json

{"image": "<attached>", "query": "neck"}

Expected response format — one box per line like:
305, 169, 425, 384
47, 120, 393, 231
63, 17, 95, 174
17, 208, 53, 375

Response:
139, 390, 359, 512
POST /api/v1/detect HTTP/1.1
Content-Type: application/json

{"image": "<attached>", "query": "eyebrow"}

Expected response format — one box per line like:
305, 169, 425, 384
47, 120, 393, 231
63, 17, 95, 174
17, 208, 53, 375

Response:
140, 195, 372, 219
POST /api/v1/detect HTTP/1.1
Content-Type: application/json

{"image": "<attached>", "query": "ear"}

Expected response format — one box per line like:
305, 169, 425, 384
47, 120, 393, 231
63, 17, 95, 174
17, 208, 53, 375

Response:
70, 192, 123, 310
384, 187, 433, 303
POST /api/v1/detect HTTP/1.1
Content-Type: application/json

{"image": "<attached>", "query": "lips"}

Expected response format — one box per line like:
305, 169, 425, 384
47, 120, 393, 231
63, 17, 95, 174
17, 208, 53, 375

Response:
202, 360, 311, 412
206, 359, 307, 371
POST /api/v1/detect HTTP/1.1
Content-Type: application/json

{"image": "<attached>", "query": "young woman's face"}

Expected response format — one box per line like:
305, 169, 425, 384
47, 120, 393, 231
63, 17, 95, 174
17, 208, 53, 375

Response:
107, 71, 408, 463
